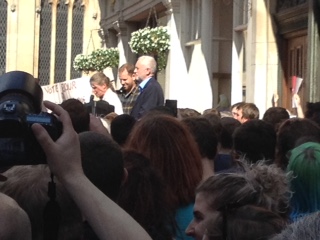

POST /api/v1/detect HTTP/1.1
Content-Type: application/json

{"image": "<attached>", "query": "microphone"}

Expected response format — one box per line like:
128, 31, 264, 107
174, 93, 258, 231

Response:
90, 95, 96, 116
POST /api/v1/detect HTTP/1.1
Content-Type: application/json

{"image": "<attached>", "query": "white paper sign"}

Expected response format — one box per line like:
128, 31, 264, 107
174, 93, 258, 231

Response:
41, 76, 92, 104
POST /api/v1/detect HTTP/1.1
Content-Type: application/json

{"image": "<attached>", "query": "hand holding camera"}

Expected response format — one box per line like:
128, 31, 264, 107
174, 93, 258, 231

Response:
0, 71, 62, 166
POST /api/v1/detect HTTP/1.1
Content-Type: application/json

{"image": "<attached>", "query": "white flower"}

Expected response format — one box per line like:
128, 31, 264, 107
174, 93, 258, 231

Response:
73, 48, 119, 72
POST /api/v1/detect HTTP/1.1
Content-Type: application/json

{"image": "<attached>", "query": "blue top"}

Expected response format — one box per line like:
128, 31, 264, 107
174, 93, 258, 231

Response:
175, 203, 194, 240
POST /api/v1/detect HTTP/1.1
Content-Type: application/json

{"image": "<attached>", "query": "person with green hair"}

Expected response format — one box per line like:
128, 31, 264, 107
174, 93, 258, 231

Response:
287, 141, 320, 221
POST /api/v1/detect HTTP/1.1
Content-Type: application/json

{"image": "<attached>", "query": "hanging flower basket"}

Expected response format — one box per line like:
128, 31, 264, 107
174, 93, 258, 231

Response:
129, 26, 170, 71
73, 48, 119, 73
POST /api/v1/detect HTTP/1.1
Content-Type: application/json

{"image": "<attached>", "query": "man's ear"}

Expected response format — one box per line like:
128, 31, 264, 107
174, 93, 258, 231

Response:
121, 168, 128, 186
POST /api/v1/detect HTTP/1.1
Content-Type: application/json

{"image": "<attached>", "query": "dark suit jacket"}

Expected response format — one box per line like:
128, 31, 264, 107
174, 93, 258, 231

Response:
130, 77, 164, 119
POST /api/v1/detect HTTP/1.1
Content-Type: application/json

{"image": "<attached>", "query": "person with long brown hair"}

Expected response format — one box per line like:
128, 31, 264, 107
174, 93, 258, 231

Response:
117, 150, 176, 240
125, 114, 203, 240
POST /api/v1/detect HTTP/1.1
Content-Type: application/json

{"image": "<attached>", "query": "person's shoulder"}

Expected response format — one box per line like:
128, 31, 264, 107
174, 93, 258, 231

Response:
147, 77, 159, 85
146, 78, 162, 90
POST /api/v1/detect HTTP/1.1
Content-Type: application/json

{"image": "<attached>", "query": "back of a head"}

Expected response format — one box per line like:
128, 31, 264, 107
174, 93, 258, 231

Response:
270, 211, 320, 240
245, 162, 292, 220
241, 103, 260, 120
110, 114, 136, 146
177, 108, 201, 120
220, 117, 241, 149
79, 131, 124, 200
276, 118, 320, 170
85, 99, 115, 117
61, 98, 90, 133
201, 113, 223, 138
126, 114, 203, 207
305, 101, 320, 127
287, 142, 320, 220
233, 119, 276, 163
196, 173, 258, 211
203, 108, 221, 118
197, 162, 291, 220
0, 165, 82, 240
205, 205, 286, 240
263, 107, 290, 132
181, 117, 218, 160
0, 192, 31, 240
145, 105, 177, 118
117, 150, 175, 240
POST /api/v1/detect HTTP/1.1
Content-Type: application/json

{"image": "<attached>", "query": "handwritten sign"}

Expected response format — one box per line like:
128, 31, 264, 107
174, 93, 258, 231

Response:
41, 77, 92, 104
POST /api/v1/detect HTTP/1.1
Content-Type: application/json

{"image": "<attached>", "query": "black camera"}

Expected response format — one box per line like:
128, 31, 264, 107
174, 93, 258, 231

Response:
0, 71, 62, 166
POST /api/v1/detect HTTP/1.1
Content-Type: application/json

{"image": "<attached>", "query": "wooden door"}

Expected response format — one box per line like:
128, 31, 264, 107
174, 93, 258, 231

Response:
282, 35, 307, 114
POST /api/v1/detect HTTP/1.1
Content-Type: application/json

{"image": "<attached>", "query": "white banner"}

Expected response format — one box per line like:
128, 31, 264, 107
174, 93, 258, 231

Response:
41, 76, 92, 104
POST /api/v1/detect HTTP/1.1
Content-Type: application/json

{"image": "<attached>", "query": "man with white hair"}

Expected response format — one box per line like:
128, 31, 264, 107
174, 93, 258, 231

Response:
130, 55, 164, 119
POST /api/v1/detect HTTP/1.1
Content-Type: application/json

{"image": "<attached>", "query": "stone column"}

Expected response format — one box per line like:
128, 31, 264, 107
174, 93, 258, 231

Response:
34, 0, 42, 77
66, 0, 75, 81
7, 0, 37, 74
231, 0, 245, 104
6, 0, 19, 71
247, 0, 278, 116
202, 0, 214, 107
162, 0, 184, 102
50, 0, 58, 84
307, 0, 320, 101
111, 20, 136, 66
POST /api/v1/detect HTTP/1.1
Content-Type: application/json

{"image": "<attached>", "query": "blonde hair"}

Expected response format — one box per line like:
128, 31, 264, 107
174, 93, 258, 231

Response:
90, 72, 115, 92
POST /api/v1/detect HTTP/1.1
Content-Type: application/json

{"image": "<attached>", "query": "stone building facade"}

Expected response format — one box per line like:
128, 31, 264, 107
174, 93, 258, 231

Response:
1, 0, 320, 114
99, 0, 320, 114
0, 0, 103, 86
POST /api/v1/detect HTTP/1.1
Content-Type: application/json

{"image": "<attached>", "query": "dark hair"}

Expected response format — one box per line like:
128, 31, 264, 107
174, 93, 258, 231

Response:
145, 106, 177, 118
60, 98, 90, 133
126, 114, 203, 208
305, 102, 320, 127
263, 107, 289, 132
241, 103, 259, 120
117, 150, 176, 240
276, 118, 320, 170
220, 117, 241, 149
110, 114, 136, 146
181, 117, 218, 159
201, 113, 223, 139
177, 108, 201, 119
206, 205, 286, 240
233, 119, 276, 163
203, 108, 221, 118
79, 131, 124, 201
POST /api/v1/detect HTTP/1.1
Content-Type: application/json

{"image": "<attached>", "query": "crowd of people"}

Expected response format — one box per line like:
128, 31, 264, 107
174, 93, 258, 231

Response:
0, 55, 320, 240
